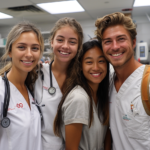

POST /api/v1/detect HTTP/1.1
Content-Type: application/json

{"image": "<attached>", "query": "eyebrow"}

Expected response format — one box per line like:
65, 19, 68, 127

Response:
17, 43, 40, 46
56, 35, 78, 41
84, 55, 105, 60
102, 34, 127, 41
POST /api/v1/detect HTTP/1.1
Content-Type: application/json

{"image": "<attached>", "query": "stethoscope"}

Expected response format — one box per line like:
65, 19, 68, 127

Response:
48, 60, 56, 95
1, 72, 43, 128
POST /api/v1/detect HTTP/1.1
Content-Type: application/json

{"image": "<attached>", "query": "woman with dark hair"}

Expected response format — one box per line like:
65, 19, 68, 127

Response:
54, 40, 110, 150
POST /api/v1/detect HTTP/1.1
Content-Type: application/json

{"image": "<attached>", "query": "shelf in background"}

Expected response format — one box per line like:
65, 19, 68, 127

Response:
44, 43, 50, 46
43, 51, 52, 55
41, 31, 50, 34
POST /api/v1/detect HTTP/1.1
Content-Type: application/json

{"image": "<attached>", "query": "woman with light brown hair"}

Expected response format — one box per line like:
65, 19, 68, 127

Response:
0, 22, 44, 150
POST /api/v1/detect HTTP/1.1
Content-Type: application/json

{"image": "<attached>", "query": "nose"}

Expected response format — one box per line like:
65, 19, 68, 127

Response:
93, 62, 99, 71
25, 48, 32, 58
112, 40, 120, 51
62, 41, 69, 49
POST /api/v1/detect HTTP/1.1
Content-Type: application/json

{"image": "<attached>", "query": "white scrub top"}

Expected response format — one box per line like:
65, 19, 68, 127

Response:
34, 63, 64, 150
109, 65, 150, 150
61, 85, 107, 150
0, 77, 42, 150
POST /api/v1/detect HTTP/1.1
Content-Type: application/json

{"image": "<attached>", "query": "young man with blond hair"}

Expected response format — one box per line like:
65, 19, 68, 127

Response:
95, 12, 150, 150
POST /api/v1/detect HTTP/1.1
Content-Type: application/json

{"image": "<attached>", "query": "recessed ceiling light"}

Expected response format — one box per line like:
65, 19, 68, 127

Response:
0, 12, 13, 19
37, 0, 85, 14
133, 0, 150, 7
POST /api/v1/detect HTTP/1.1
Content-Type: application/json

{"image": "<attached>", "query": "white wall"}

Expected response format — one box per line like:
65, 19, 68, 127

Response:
133, 16, 150, 49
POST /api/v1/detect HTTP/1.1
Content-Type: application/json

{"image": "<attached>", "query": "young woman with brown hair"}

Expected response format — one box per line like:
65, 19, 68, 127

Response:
34, 17, 83, 150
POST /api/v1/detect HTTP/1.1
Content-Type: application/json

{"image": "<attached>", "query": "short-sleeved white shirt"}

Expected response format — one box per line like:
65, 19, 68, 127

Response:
34, 63, 64, 150
61, 85, 107, 150
110, 65, 150, 150
0, 77, 42, 150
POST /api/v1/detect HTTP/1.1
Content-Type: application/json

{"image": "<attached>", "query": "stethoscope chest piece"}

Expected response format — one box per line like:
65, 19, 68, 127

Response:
48, 87, 56, 95
1, 117, 11, 128
48, 60, 56, 95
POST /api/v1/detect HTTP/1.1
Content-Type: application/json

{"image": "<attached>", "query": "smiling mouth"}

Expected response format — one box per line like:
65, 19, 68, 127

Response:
59, 50, 70, 55
21, 60, 34, 65
91, 73, 101, 77
111, 53, 123, 57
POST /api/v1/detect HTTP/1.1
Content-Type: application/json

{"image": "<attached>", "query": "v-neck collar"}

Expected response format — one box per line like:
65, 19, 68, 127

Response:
9, 81, 32, 110
113, 65, 145, 99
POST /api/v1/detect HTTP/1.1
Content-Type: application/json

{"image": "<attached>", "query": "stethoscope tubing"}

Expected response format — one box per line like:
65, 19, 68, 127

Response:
49, 60, 54, 88
3, 72, 10, 118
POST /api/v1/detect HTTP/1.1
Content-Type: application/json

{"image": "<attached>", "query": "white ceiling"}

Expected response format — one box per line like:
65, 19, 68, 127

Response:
0, 0, 149, 27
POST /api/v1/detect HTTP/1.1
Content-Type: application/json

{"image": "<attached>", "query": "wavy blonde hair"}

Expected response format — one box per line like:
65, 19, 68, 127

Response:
95, 12, 137, 42
0, 22, 44, 91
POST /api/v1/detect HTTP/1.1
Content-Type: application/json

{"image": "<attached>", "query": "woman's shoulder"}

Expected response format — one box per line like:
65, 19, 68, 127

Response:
62, 85, 90, 125
64, 85, 89, 105
70, 85, 89, 97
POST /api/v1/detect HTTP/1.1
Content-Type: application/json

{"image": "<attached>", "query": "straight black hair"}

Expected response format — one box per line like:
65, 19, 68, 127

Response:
79, 40, 109, 124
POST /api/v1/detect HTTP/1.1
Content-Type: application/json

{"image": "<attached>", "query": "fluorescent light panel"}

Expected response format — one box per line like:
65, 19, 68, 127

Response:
0, 12, 13, 19
37, 0, 84, 14
134, 0, 150, 7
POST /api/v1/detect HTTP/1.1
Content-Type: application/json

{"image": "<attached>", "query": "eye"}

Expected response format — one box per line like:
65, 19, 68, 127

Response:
104, 41, 111, 45
56, 39, 63, 42
99, 59, 105, 63
119, 38, 125, 41
86, 61, 92, 64
18, 46, 25, 50
69, 41, 77, 45
32, 47, 40, 51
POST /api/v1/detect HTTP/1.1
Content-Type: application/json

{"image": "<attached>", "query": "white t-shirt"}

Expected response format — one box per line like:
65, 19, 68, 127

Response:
0, 76, 42, 150
61, 85, 107, 150
34, 63, 64, 150
110, 65, 150, 150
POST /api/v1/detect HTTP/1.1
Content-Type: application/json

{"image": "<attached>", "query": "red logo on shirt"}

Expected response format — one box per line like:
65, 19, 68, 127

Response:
16, 103, 23, 108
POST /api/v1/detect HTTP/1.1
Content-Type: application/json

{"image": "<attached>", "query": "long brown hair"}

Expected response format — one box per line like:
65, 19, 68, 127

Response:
0, 22, 44, 91
54, 40, 110, 137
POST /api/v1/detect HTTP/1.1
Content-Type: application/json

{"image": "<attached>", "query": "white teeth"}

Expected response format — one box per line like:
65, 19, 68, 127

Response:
112, 53, 122, 56
23, 61, 32, 64
92, 73, 100, 76
59, 51, 69, 55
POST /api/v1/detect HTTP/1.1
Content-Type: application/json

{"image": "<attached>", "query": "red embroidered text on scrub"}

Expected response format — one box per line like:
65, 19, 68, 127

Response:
16, 103, 23, 108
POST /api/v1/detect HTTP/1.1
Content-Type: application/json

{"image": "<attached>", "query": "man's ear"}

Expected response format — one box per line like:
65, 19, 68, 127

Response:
132, 38, 136, 49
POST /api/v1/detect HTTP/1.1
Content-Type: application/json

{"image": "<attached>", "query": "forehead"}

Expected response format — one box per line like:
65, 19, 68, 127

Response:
83, 46, 104, 58
13, 32, 39, 44
102, 25, 130, 39
55, 25, 78, 38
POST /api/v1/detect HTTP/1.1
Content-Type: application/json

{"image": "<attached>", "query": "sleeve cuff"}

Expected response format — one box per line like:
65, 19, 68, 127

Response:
65, 118, 89, 126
